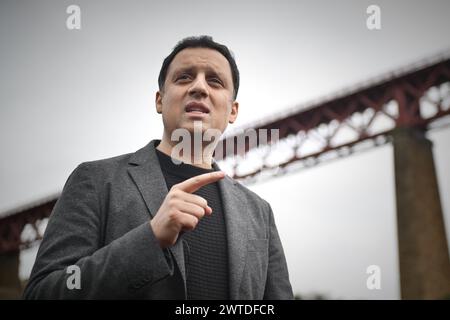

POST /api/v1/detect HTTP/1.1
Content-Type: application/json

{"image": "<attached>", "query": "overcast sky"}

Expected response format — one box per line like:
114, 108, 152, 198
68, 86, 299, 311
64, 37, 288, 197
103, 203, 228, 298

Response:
1, 0, 449, 299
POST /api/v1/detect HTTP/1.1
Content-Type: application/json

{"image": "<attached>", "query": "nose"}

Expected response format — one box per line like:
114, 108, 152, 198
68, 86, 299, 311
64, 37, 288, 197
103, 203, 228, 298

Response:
187, 74, 208, 98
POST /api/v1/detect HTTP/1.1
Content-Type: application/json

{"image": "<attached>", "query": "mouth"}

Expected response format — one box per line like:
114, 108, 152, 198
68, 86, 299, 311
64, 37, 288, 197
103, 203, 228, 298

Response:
184, 101, 210, 115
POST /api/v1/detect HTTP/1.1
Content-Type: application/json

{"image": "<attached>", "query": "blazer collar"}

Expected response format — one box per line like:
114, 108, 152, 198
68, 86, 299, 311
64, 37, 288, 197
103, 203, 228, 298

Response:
127, 139, 248, 299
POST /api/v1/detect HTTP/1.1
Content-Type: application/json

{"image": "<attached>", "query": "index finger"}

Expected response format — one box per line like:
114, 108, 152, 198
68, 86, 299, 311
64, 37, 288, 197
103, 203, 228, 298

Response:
173, 171, 225, 193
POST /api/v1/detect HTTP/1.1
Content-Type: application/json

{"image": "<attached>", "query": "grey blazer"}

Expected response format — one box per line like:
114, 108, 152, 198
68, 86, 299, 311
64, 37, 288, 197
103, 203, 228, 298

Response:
23, 140, 293, 299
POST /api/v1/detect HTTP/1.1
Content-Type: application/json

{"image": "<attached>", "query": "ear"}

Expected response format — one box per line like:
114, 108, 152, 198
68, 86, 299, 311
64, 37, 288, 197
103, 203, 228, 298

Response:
228, 100, 239, 124
155, 91, 163, 114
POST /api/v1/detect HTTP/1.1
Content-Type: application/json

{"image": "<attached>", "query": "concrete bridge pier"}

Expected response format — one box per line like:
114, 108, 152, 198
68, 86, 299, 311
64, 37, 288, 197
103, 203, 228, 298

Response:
392, 127, 450, 299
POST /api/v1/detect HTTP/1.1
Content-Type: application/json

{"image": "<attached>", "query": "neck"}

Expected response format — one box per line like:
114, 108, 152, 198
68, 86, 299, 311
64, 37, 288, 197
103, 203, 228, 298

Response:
157, 134, 215, 170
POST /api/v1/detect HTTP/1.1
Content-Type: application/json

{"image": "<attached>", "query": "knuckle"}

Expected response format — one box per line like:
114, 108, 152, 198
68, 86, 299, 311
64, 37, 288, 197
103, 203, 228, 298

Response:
197, 207, 205, 217
168, 210, 180, 222
170, 188, 180, 197
167, 198, 177, 209
194, 195, 207, 206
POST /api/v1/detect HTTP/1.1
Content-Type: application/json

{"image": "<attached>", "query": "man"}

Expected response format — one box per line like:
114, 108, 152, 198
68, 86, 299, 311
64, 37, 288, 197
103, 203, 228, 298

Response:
23, 36, 293, 299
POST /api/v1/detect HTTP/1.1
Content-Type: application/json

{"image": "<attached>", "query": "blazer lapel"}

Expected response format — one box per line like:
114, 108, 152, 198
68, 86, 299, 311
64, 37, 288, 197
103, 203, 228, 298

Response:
127, 140, 187, 294
215, 168, 249, 300
127, 140, 167, 219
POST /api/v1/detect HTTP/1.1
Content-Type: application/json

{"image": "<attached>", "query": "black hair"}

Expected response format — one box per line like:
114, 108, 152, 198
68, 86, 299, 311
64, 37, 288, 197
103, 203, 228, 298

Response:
158, 35, 240, 99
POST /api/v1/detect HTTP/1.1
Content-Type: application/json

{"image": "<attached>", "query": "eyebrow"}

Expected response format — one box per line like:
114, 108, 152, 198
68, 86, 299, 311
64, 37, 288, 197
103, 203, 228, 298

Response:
172, 66, 227, 81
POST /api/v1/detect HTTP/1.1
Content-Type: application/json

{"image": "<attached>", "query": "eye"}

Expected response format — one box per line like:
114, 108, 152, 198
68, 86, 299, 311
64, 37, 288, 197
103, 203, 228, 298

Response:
176, 73, 192, 81
208, 78, 223, 86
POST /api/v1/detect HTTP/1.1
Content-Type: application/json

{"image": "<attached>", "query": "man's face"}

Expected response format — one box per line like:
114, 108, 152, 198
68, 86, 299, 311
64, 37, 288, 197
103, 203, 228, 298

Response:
156, 47, 239, 141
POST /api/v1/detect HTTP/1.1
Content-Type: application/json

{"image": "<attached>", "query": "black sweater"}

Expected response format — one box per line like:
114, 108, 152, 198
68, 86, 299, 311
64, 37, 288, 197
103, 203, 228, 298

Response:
155, 148, 229, 300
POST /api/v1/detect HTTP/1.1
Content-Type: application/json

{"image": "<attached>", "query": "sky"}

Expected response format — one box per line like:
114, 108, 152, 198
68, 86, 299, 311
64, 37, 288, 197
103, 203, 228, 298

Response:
1, 0, 449, 299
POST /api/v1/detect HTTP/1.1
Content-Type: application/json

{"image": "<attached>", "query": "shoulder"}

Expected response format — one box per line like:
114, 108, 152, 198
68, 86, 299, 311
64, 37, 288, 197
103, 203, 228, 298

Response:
77, 152, 133, 172
68, 151, 135, 185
